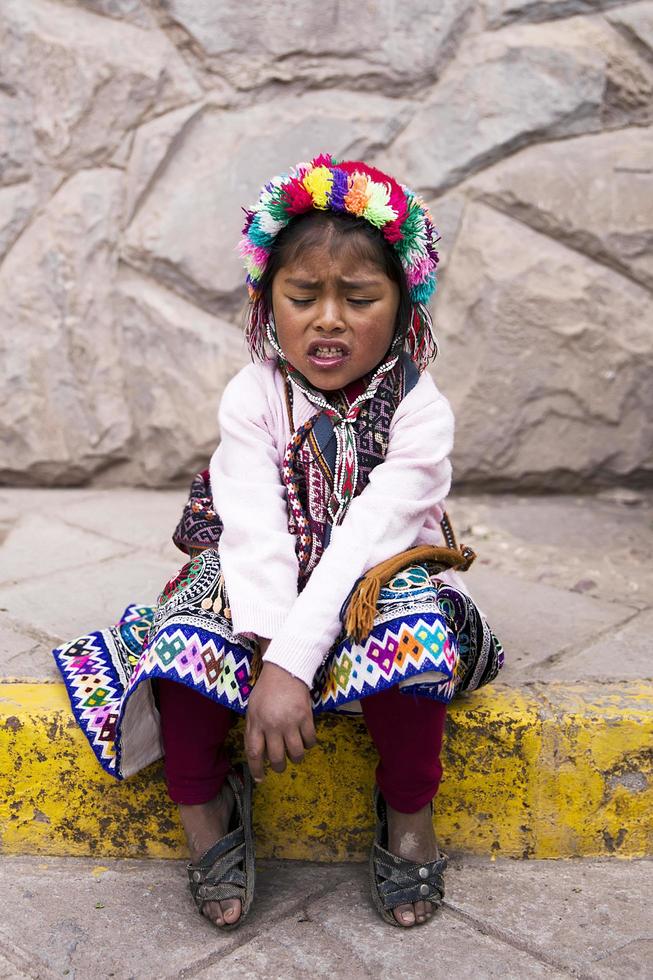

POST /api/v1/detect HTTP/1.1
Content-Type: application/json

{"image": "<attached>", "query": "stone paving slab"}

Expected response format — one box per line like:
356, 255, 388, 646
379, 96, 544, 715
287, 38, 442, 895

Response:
0, 856, 650, 979
548, 608, 653, 682
459, 565, 638, 684
0, 554, 176, 654
40, 488, 185, 562
446, 857, 653, 978
0, 621, 41, 663
448, 492, 653, 613
0, 513, 129, 589
281, 876, 566, 980
0, 629, 48, 684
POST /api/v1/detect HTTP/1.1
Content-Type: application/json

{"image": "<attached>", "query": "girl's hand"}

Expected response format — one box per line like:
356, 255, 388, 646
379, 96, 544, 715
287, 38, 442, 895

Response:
245, 660, 316, 783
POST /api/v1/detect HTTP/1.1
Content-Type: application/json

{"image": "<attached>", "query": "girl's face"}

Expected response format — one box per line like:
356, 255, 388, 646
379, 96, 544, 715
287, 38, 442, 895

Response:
271, 243, 400, 392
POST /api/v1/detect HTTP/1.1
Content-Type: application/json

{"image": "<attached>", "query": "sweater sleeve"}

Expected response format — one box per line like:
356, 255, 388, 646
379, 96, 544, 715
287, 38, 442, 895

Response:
263, 372, 455, 686
210, 364, 299, 640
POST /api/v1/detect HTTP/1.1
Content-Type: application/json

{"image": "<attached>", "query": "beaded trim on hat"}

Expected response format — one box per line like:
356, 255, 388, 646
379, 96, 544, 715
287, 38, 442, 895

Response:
238, 154, 439, 371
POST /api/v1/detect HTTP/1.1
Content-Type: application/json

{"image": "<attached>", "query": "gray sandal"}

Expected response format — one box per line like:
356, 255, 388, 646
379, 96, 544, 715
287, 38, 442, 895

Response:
369, 787, 447, 926
187, 765, 255, 930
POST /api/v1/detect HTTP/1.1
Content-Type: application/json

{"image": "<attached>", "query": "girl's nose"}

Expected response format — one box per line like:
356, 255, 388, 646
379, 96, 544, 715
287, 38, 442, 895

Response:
314, 297, 345, 332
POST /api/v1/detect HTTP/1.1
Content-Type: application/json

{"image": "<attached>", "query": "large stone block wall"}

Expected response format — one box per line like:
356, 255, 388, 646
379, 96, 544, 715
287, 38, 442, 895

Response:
1, 0, 651, 489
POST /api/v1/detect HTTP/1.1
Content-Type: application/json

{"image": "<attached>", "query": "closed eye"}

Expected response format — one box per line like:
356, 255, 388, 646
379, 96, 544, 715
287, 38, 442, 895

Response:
287, 296, 375, 306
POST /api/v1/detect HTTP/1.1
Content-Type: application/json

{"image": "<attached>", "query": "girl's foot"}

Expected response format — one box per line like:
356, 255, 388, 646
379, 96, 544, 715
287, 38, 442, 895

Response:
385, 801, 440, 927
178, 783, 242, 928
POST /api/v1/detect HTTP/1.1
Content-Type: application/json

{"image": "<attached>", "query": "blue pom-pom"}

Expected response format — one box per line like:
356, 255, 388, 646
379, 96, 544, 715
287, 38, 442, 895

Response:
247, 215, 276, 248
328, 168, 348, 212
410, 276, 437, 304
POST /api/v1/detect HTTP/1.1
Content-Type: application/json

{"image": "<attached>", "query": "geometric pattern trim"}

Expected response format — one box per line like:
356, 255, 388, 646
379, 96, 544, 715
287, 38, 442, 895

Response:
53, 551, 503, 781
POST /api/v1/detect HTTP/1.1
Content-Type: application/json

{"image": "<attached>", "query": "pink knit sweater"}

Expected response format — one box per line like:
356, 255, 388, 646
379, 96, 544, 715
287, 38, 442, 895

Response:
210, 360, 456, 688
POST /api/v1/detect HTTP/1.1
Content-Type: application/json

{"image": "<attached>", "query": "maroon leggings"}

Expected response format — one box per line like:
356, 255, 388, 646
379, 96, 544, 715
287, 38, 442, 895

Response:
158, 679, 447, 813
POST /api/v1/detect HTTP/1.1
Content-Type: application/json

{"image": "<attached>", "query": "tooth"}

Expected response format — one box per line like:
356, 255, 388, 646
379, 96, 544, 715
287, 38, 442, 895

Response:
313, 347, 343, 357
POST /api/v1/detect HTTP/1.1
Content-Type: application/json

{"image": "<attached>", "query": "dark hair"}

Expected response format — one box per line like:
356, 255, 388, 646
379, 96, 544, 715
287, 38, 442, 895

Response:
254, 210, 412, 337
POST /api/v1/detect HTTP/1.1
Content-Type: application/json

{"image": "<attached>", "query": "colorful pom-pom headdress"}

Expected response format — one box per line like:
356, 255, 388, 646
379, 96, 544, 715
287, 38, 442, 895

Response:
238, 154, 440, 371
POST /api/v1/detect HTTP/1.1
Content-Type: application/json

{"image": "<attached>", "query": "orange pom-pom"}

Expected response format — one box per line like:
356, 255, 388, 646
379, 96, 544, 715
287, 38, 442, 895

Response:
344, 173, 370, 216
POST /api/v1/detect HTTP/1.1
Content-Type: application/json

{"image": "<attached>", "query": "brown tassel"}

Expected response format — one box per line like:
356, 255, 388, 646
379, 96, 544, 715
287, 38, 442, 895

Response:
345, 544, 476, 644
345, 576, 381, 645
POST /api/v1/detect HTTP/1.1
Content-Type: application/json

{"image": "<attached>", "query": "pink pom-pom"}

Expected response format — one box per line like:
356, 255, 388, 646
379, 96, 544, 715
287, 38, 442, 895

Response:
407, 255, 432, 287
311, 153, 334, 168
249, 244, 270, 266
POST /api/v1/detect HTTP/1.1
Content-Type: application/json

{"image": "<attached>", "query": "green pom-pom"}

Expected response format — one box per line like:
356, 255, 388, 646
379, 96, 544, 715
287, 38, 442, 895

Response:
396, 203, 425, 259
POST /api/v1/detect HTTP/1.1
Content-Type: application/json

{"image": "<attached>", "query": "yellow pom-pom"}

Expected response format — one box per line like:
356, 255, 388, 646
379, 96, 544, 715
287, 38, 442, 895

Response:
303, 166, 333, 209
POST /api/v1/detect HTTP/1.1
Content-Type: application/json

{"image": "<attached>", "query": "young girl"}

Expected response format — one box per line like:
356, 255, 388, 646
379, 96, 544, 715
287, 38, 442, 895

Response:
54, 156, 503, 932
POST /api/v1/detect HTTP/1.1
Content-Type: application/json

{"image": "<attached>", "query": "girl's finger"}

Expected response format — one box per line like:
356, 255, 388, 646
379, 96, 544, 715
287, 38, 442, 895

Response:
244, 725, 266, 783
266, 732, 287, 773
284, 731, 305, 765
300, 715, 317, 750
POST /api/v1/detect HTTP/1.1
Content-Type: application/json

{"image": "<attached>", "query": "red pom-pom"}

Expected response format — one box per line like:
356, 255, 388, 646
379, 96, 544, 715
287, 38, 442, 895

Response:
282, 176, 314, 215
383, 184, 408, 242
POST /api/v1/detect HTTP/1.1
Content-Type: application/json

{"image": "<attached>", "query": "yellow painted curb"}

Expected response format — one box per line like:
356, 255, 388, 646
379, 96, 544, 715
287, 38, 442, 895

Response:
0, 682, 651, 860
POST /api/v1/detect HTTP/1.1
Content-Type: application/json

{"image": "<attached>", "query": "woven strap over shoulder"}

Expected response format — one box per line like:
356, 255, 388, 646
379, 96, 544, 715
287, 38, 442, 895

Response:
345, 541, 476, 644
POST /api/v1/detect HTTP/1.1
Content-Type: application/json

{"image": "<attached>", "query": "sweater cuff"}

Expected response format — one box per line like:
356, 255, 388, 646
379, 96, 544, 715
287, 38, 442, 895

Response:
229, 600, 291, 642
263, 632, 326, 688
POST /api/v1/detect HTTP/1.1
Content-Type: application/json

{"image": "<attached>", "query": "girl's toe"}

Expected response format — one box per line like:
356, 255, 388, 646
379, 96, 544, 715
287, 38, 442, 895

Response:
202, 900, 223, 926
393, 903, 416, 927
221, 899, 242, 924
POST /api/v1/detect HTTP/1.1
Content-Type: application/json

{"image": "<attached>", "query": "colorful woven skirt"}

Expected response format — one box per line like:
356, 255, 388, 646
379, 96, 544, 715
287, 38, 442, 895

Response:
53, 549, 503, 780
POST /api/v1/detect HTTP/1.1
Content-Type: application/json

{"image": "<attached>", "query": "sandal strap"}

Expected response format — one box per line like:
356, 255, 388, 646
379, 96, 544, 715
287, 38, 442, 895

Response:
194, 826, 244, 868
187, 842, 248, 908
186, 775, 254, 913
372, 842, 447, 911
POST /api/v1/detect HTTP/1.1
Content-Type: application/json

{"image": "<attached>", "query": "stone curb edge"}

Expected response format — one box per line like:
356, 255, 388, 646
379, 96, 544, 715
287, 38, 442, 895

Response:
0, 682, 651, 860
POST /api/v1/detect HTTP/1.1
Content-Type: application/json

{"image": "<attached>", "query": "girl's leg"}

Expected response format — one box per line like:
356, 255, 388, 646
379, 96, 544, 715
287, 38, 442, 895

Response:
158, 678, 235, 804
361, 685, 447, 928
361, 684, 446, 813
158, 679, 241, 927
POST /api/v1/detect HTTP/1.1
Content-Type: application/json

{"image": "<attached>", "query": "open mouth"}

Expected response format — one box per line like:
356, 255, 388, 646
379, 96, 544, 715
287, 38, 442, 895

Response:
312, 346, 345, 359
306, 341, 350, 366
